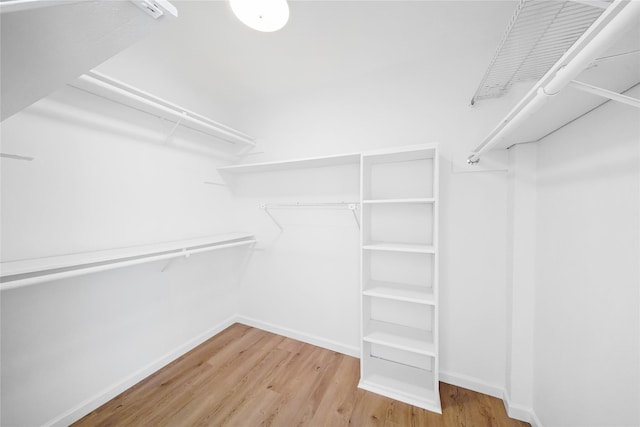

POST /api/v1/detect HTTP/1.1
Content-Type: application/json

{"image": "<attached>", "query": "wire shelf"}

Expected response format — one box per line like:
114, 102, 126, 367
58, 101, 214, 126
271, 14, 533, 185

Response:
471, 0, 610, 105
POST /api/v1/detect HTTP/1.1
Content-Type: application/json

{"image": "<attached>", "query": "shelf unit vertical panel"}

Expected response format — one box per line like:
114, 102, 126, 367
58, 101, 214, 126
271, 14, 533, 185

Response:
359, 153, 367, 383
432, 145, 440, 410
358, 144, 440, 413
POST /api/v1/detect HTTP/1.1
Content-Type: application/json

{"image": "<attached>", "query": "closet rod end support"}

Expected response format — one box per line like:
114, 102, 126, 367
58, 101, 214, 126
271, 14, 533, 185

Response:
467, 156, 480, 165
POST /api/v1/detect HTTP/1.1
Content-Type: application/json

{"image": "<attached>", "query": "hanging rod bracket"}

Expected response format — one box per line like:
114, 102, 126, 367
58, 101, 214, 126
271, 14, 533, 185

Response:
348, 204, 361, 229
467, 156, 480, 165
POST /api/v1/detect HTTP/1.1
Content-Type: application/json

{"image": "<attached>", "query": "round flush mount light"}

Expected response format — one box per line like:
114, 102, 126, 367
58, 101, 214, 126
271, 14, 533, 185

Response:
230, 0, 289, 32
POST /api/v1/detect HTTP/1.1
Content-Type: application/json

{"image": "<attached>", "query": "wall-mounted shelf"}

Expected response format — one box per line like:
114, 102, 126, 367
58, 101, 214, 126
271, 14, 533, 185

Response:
0, 232, 256, 290
217, 153, 361, 174
362, 243, 435, 254
362, 198, 435, 204
68, 71, 256, 154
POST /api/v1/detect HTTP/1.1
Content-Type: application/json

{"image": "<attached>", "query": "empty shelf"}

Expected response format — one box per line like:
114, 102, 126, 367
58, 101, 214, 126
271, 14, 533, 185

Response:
364, 320, 435, 356
1, 232, 256, 290
217, 153, 361, 174
359, 356, 440, 413
362, 243, 435, 254
362, 198, 435, 204
364, 282, 435, 305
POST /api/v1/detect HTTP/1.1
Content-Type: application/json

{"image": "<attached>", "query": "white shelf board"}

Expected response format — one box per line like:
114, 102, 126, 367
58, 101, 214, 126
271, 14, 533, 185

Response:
359, 356, 440, 413
363, 282, 435, 305
0, 232, 256, 290
217, 153, 361, 174
364, 320, 435, 356
362, 198, 435, 204
362, 242, 435, 254
362, 146, 437, 164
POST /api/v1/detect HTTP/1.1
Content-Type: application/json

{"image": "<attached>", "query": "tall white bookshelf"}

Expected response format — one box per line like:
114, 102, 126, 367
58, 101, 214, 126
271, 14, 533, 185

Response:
358, 145, 440, 413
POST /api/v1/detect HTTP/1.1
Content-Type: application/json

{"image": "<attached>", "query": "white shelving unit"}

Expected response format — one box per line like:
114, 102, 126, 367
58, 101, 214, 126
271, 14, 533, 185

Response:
215, 145, 442, 413
358, 145, 440, 413
0, 232, 256, 290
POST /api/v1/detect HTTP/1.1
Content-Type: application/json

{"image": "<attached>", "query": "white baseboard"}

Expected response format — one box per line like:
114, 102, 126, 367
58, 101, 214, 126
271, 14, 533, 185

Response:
502, 392, 544, 427
235, 315, 360, 358
440, 371, 542, 427
45, 315, 238, 427
439, 370, 504, 399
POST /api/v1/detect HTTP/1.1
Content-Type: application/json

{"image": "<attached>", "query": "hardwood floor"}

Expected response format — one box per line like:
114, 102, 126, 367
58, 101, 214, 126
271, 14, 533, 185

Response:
74, 324, 530, 427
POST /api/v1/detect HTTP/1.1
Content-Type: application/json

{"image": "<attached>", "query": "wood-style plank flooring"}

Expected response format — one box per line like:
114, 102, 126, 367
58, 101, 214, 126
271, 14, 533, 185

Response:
74, 324, 530, 426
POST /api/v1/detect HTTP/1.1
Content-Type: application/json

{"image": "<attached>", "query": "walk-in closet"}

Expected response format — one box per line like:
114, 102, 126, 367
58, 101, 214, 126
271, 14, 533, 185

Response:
1, 1, 638, 426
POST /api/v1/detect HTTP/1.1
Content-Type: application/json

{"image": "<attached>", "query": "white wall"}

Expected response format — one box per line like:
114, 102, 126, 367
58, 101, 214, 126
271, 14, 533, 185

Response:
535, 86, 640, 427
232, 164, 362, 354
0, 86, 249, 426
504, 143, 537, 420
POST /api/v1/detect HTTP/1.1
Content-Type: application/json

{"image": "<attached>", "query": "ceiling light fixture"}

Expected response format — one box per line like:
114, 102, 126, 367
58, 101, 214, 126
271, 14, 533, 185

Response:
230, 0, 289, 32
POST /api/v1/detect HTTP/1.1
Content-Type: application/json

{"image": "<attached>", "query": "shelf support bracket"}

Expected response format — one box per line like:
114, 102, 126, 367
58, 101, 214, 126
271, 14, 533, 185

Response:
160, 248, 189, 272
203, 181, 229, 187
568, 80, 640, 109
1, 153, 34, 161
348, 203, 361, 230
260, 204, 284, 232
164, 111, 188, 144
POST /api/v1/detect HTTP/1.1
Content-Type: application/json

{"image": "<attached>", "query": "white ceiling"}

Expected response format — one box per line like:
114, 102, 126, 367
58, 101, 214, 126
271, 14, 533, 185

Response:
94, 1, 519, 116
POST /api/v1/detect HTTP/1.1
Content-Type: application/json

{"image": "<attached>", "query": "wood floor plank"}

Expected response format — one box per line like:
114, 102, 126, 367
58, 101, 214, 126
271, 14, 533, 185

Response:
308, 355, 361, 426
73, 324, 531, 427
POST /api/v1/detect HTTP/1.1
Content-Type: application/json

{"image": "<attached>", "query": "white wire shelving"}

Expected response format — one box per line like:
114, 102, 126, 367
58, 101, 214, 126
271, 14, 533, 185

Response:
468, 0, 640, 163
470, 0, 610, 105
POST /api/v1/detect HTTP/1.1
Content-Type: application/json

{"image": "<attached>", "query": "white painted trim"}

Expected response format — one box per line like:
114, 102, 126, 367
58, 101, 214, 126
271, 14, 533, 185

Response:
530, 409, 544, 427
502, 392, 544, 427
440, 370, 543, 426
44, 315, 238, 427
235, 315, 360, 358
439, 370, 504, 399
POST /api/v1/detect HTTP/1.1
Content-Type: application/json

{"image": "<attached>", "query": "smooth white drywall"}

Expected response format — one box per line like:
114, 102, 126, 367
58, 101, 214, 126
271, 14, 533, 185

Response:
0, 86, 237, 260
535, 86, 640, 427
231, 164, 361, 355
0, 86, 248, 426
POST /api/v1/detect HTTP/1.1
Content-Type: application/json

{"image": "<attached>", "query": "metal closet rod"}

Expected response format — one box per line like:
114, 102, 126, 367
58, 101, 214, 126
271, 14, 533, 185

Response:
468, 0, 640, 164
260, 202, 361, 231
261, 202, 359, 209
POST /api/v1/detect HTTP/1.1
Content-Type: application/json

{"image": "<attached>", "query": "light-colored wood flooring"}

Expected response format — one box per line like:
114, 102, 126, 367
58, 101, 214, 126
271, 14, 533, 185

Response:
74, 324, 530, 426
